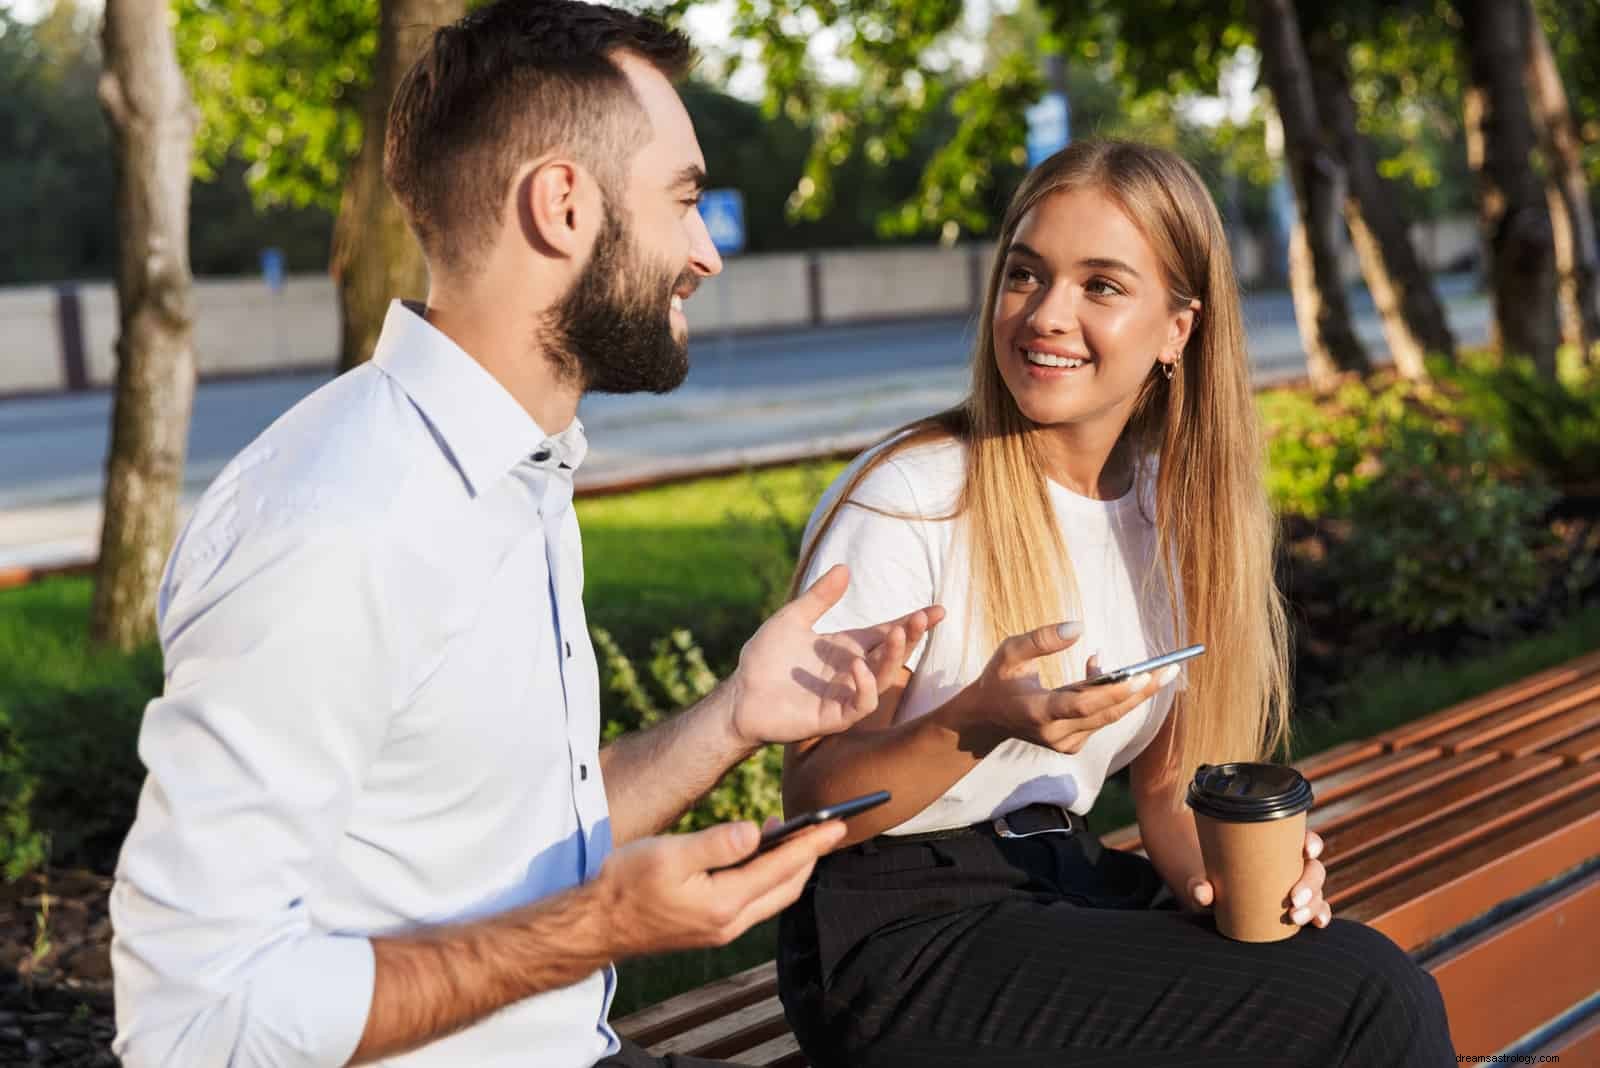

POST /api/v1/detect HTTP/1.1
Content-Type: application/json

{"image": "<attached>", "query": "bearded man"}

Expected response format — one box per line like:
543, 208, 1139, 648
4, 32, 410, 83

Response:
109, 3, 939, 1065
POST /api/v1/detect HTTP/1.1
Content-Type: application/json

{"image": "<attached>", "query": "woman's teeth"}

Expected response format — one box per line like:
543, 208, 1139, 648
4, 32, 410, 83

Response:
1023, 348, 1087, 369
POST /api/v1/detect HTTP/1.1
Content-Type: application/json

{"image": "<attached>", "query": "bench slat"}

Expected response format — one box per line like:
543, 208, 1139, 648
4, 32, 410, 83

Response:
1308, 749, 1493, 835
1322, 754, 1563, 881
1376, 650, 1600, 750
1546, 723, 1600, 765
1426, 871, 1600, 1056
613, 961, 777, 1047
654, 993, 790, 1058
737, 1032, 809, 1067
1344, 786, 1600, 951
1533, 1009, 1600, 1061
1301, 745, 1444, 807
1292, 739, 1385, 779
1477, 697, 1600, 758
1425, 675, 1600, 755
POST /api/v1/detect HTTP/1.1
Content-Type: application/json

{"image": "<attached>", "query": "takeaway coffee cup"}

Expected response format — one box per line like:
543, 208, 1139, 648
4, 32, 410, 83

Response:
1187, 762, 1315, 943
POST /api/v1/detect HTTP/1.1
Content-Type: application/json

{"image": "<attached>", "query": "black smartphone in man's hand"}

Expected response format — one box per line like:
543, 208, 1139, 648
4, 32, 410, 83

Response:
712, 791, 892, 872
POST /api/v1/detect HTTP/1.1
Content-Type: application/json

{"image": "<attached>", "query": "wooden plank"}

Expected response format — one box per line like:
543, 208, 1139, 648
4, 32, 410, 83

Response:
1376, 651, 1600, 751
655, 994, 790, 1058
1484, 697, 1600, 758
613, 961, 777, 1047
1547, 724, 1600, 765
1301, 746, 1445, 808
1292, 739, 1385, 780
1533, 1010, 1600, 1062
1101, 824, 1142, 852
1329, 761, 1596, 907
1308, 750, 1495, 835
1322, 754, 1564, 882
1426, 674, 1600, 754
1426, 872, 1600, 1057
1345, 787, 1600, 951
739, 1032, 809, 1067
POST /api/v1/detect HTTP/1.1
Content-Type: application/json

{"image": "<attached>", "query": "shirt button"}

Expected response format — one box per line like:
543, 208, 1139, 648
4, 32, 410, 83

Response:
579, 763, 588, 781
565, 640, 572, 658
531, 449, 551, 462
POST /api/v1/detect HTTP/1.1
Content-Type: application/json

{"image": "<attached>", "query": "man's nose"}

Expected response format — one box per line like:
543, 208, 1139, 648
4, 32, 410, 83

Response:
690, 206, 724, 277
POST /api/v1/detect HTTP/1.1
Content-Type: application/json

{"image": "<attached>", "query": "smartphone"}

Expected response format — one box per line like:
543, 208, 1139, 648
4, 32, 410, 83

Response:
713, 790, 892, 872
1079, 643, 1207, 686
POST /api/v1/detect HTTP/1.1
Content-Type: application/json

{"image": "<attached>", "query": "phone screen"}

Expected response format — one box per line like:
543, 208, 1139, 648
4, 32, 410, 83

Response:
754, 790, 891, 853
1080, 643, 1207, 686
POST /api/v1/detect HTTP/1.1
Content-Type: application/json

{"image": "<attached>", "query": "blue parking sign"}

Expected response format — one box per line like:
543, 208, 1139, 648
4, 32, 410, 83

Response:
260, 247, 285, 293
1026, 92, 1071, 168
700, 188, 745, 256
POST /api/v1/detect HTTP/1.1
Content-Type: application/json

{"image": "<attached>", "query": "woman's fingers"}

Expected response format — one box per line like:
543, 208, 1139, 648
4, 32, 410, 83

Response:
995, 621, 1084, 677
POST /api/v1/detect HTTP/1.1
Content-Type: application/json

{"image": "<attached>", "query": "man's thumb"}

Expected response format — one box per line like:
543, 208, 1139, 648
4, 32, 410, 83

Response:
692, 821, 760, 871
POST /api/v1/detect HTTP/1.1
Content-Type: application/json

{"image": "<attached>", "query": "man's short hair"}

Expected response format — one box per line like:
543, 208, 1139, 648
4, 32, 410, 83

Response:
384, 0, 694, 274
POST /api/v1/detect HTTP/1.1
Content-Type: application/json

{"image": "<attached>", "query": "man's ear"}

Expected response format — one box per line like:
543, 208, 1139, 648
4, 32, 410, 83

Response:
517, 158, 592, 259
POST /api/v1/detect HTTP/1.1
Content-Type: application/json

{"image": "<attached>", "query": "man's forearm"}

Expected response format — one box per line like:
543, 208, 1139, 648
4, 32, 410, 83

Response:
599, 679, 755, 845
350, 877, 616, 1064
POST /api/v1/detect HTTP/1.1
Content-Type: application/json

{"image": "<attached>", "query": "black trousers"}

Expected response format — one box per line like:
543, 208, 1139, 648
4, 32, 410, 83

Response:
777, 826, 1456, 1068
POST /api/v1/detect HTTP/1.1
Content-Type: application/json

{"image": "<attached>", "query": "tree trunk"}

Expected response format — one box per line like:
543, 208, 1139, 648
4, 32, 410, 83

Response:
1456, 0, 1561, 376
90, 0, 198, 651
1305, 26, 1456, 378
1254, 0, 1371, 388
331, 0, 463, 372
1522, 0, 1600, 357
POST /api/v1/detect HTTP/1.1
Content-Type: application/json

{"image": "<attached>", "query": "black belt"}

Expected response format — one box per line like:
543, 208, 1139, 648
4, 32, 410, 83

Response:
878, 802, 1089, 845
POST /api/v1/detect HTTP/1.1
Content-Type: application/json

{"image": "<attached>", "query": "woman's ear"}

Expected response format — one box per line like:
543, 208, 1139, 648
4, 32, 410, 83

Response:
1162, 299, 1201, 364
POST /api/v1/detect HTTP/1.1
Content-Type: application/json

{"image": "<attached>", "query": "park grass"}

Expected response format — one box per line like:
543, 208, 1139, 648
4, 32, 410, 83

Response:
3, 460, 1599, 1015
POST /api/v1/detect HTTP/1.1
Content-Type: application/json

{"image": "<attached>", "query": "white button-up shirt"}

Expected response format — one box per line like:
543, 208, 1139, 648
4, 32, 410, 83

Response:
112, 301, 619, 1067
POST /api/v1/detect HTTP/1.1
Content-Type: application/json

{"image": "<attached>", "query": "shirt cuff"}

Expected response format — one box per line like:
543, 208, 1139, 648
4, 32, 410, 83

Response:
248, 932, 375, 1066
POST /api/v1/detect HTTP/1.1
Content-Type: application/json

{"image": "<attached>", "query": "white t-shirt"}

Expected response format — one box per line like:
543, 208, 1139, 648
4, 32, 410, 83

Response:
803, 435, 1182, 835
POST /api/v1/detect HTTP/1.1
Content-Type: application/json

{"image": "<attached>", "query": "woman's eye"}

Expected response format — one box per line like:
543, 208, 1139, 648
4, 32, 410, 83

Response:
1086, 277, 1124, 296
1006, 266, 1039, 285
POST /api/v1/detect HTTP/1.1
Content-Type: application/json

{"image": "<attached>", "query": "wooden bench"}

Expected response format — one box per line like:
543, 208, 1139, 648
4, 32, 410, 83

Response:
614, 649, 1600, 1064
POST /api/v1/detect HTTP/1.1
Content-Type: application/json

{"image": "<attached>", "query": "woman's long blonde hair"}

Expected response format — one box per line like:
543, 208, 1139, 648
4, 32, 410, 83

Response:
792, 139, 1293, 784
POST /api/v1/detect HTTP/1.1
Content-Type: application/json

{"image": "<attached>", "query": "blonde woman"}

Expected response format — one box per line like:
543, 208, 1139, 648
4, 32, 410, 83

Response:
775, 141, 1454, 1067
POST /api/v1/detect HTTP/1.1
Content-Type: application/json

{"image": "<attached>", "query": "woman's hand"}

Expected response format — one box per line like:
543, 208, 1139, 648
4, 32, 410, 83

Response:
1185, 830, 1332, 928
945, 622, 1179, 755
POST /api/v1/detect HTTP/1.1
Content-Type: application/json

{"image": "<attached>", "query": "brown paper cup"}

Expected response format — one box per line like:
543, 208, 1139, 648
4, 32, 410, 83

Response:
1194, 808, 1307, 942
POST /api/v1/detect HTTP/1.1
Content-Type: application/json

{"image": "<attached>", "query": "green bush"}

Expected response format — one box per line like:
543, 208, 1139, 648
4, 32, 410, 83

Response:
1333, 421, 1556, 632
1442, 351, 1600, 491
594, 626, 784, 833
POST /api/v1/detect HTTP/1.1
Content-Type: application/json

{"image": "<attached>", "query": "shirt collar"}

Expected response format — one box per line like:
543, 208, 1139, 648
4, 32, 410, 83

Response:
372, 301, 587, 495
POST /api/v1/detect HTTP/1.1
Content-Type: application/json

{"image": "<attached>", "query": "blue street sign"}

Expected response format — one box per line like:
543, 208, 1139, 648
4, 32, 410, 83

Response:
260, 247, 285, 293
1025, 92, 1071, 168
700, 188, 745, 256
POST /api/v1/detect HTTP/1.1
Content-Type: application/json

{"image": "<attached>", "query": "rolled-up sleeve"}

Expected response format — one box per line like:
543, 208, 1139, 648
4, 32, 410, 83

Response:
111, 526, 396, 1067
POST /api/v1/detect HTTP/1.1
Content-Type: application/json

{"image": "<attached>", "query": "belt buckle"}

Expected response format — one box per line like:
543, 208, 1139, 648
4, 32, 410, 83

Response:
992, 803, 1077, 840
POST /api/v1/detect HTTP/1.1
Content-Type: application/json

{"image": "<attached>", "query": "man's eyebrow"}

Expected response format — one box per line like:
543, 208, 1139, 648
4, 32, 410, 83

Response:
672, 164, 708, 192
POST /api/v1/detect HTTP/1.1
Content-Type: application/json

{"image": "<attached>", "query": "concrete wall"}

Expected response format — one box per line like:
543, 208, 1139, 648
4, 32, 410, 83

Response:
0, 216, 1483, 397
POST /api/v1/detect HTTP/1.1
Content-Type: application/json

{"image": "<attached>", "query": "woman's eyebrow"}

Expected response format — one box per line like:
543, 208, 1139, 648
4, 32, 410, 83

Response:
1005, 243, 1143, 281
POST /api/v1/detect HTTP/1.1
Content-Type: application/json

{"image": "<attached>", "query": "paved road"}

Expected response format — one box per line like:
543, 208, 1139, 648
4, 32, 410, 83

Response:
0, 274, 1489, 569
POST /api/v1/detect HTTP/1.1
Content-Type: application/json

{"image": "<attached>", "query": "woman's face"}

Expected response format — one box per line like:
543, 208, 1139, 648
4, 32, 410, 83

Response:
992, 186, 1196, 432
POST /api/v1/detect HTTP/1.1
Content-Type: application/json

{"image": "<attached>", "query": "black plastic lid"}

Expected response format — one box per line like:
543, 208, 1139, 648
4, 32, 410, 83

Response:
1186, 762, 1314, 823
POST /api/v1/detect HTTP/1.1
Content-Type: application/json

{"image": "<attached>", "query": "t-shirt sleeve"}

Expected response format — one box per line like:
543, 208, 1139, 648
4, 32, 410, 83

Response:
800, 457, 942, 672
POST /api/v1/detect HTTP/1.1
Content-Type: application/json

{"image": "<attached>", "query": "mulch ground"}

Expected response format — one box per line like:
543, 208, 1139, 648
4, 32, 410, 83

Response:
0, 870, 117, 1066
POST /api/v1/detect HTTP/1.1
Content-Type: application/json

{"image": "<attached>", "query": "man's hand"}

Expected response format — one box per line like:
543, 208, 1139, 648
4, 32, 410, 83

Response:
728, 564, 944, 749
598, 818, 847, 958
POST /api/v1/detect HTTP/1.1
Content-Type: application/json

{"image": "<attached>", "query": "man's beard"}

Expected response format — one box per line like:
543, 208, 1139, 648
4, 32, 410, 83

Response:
541, 206, 694, 395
